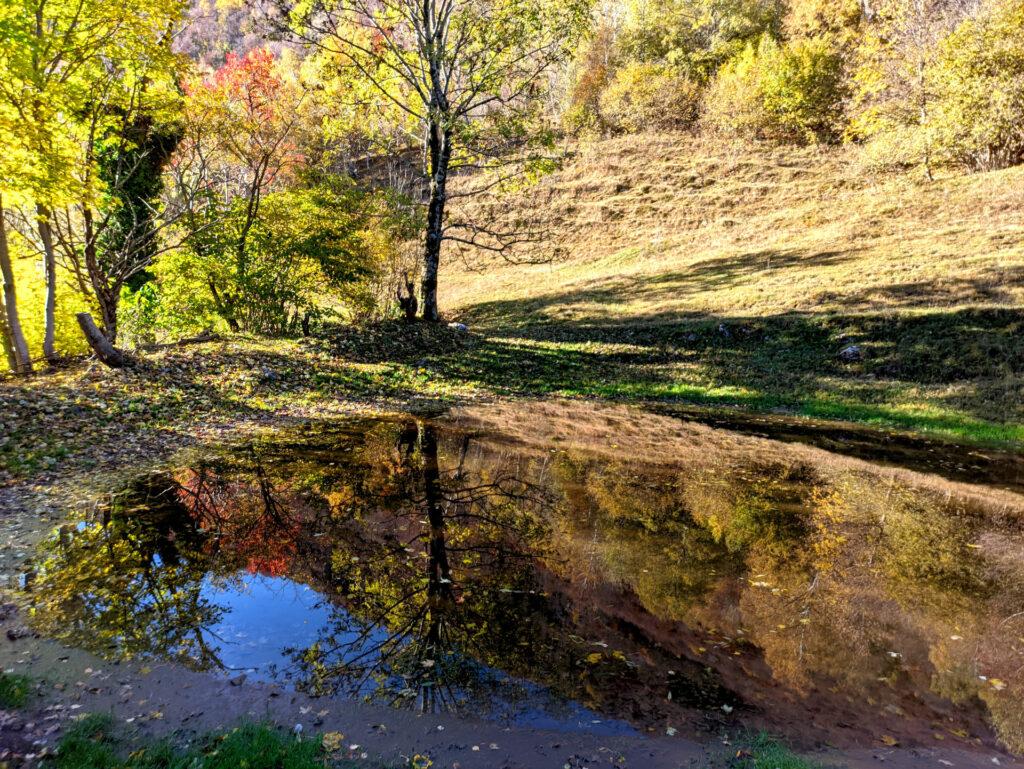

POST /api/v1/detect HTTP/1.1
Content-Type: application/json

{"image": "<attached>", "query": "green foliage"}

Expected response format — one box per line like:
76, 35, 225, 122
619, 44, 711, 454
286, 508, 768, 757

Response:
155, 176, 416, 336
50, 717, 325, 769
618, 0, 787, 80
930, 0, 1024, 171
96, 116, 183, 291
599, 62, 702, 133
760, 37, 847, 141
704, 38, 770, 136
706, 35, 846, 143
0, 671, 32, 708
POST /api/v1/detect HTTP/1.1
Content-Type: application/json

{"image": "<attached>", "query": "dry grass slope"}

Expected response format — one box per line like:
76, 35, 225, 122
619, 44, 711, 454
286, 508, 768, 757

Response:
444, 134, 1024, 444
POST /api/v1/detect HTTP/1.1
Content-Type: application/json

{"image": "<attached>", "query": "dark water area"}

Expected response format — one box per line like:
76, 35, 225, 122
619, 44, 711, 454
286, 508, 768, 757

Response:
19, 405, 1024, 753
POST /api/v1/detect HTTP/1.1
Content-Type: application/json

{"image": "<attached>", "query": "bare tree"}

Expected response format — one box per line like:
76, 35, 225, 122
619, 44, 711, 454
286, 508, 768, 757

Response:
272, 0, 590, 321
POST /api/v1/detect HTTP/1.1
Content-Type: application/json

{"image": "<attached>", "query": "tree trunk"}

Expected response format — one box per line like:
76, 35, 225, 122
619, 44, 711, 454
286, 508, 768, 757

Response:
0, 298, 16, 372
97, 290, 119, 344
76, 312, 130, 368
420, 123, 452, 322
36, 203, 58, 362
208, 278, 240, 332
0, 194, 32, 373
82, 206, 120, 344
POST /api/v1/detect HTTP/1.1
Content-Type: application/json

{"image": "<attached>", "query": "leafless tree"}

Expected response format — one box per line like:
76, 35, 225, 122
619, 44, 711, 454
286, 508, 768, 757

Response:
270, 0, 590, 322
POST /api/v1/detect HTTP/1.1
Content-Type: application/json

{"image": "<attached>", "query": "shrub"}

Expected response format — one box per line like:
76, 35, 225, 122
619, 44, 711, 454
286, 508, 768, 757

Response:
705, 35, 847, 143
930, 0, 1024, 171
598, 62, 702, 133
761, 37, 847, 142
617, 0, 787, 81
51, 717, 325, 769
154, 175, 417, 337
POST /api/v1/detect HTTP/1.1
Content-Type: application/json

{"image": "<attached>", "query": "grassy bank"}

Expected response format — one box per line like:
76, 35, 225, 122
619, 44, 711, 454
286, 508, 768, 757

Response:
0, 312, 1019, 491
49, 714, 815, 769
1, 136, 1022, 481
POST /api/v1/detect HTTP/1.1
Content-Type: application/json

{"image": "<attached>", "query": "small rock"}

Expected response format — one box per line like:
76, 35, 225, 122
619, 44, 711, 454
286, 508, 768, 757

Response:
6, 625, 33, 641
0, 603, 18, 621
838, 344, 864, 362
229, 674, 247, 686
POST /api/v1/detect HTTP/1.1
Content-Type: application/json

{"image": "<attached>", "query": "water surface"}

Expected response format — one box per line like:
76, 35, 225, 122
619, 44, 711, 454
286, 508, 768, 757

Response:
23, 403, 1024, 752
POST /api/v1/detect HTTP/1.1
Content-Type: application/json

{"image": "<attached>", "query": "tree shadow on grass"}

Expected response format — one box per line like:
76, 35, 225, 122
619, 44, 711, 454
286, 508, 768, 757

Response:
422, 300, 1024, 431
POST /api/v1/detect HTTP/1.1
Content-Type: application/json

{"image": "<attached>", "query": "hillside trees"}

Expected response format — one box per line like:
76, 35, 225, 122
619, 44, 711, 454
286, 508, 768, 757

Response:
275, 0, 592, 321
564, 0, 1024, 175
706, 34, 846, 142
849, 0, 974, 176
929, 0, 1024, 170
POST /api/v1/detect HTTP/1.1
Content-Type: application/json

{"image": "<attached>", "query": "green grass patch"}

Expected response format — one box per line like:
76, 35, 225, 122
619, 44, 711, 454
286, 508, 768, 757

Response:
50, 715, 358, 769
0, 671, 32, 708
735, 733, 824, 769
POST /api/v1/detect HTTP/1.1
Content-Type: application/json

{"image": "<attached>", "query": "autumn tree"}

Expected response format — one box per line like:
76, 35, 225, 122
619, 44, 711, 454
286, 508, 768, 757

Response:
929, 0, 1024, 170
168, 48, 305, 331
850, 0, 978, 176
0, 0, 187, 360
274, 0, 591, 321
49, 12, 186, 345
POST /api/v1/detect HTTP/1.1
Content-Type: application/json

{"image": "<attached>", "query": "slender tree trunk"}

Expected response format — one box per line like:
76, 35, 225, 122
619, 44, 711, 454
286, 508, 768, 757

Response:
81, 206, 120, 344
421, 123, 452, 322
917, 57, 933, 182
76, 312, 130, 368
208, 278, 240, 332
0, 295, 15, 371
36, 203, 58, 362
0, 194, 32, 373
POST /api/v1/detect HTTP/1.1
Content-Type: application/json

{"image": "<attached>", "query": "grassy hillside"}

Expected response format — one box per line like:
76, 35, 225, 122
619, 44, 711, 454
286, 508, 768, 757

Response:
443, 134, 1024, 444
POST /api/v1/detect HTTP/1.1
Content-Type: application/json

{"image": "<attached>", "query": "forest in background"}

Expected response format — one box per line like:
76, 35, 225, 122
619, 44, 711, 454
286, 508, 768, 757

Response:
1, 0, 1023, 374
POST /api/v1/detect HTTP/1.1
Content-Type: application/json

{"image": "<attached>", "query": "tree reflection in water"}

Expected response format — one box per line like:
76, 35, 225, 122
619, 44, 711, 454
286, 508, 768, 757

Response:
293, 420, 559, 715
21, 412, 1024, 752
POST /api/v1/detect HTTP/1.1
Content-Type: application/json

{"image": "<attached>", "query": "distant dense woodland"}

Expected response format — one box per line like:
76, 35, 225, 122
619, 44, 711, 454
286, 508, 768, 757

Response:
0, 0, 1022, 373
